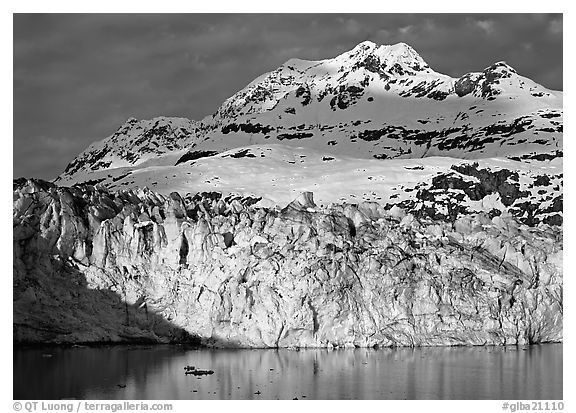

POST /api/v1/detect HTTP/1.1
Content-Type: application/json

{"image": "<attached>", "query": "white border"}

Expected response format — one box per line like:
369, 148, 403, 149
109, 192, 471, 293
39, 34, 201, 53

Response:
4, 3, 571, 411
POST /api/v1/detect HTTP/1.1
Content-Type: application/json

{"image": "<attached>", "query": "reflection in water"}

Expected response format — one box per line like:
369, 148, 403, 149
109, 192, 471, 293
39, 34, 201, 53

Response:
14, 344, 562, 400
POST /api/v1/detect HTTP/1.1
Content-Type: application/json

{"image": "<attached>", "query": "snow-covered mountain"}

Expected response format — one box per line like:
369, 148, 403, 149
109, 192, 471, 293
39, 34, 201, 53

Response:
54, 41, 563, 226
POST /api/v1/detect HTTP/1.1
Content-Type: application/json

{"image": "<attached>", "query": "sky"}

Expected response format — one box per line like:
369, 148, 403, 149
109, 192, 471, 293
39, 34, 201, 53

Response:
13, 13, 563, 180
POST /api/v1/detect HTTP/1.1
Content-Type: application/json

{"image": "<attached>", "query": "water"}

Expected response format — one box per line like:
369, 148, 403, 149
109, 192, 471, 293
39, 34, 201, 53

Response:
14, 344, 562, 400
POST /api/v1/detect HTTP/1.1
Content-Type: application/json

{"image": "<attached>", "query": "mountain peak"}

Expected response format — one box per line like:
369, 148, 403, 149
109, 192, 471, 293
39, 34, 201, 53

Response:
353, 40, 378, 51
345, 41, 430, 72
485, 61, 518, 75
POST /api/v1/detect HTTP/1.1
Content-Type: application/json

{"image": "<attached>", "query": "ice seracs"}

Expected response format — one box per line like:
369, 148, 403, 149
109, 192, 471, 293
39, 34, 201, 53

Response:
14, 40, 563, 347
13, 179, 563, 346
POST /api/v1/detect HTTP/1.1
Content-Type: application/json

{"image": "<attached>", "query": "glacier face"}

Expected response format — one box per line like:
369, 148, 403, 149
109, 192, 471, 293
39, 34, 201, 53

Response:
13, 179, 562, 346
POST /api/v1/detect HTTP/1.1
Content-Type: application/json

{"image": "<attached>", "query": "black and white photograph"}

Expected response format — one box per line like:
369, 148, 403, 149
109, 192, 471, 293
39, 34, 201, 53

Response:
11, 9, 565, 406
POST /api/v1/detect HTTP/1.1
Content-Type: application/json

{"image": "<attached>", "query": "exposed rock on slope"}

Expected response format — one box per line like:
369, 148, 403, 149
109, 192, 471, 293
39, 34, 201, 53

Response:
14, 180, 562, 346
61, 117, 198, 179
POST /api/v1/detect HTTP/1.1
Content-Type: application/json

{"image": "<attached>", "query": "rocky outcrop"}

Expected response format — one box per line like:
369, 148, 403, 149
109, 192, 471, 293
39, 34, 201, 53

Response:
394, 163, 563, 227
13, 180, 563, 347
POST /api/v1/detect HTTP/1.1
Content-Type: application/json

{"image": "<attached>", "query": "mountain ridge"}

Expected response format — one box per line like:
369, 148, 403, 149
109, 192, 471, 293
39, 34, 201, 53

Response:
57, 40, 562, 184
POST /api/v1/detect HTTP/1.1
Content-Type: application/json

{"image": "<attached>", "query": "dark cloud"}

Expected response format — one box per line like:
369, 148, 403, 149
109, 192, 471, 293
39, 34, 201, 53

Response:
13, 13, 562, 180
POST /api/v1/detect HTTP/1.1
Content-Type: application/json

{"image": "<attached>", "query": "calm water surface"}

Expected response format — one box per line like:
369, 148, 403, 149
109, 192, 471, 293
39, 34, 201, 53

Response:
14, 344, 562, 400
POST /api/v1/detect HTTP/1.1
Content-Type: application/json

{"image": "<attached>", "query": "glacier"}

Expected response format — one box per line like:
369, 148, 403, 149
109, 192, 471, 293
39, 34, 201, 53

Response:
13, 180, 562, 346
